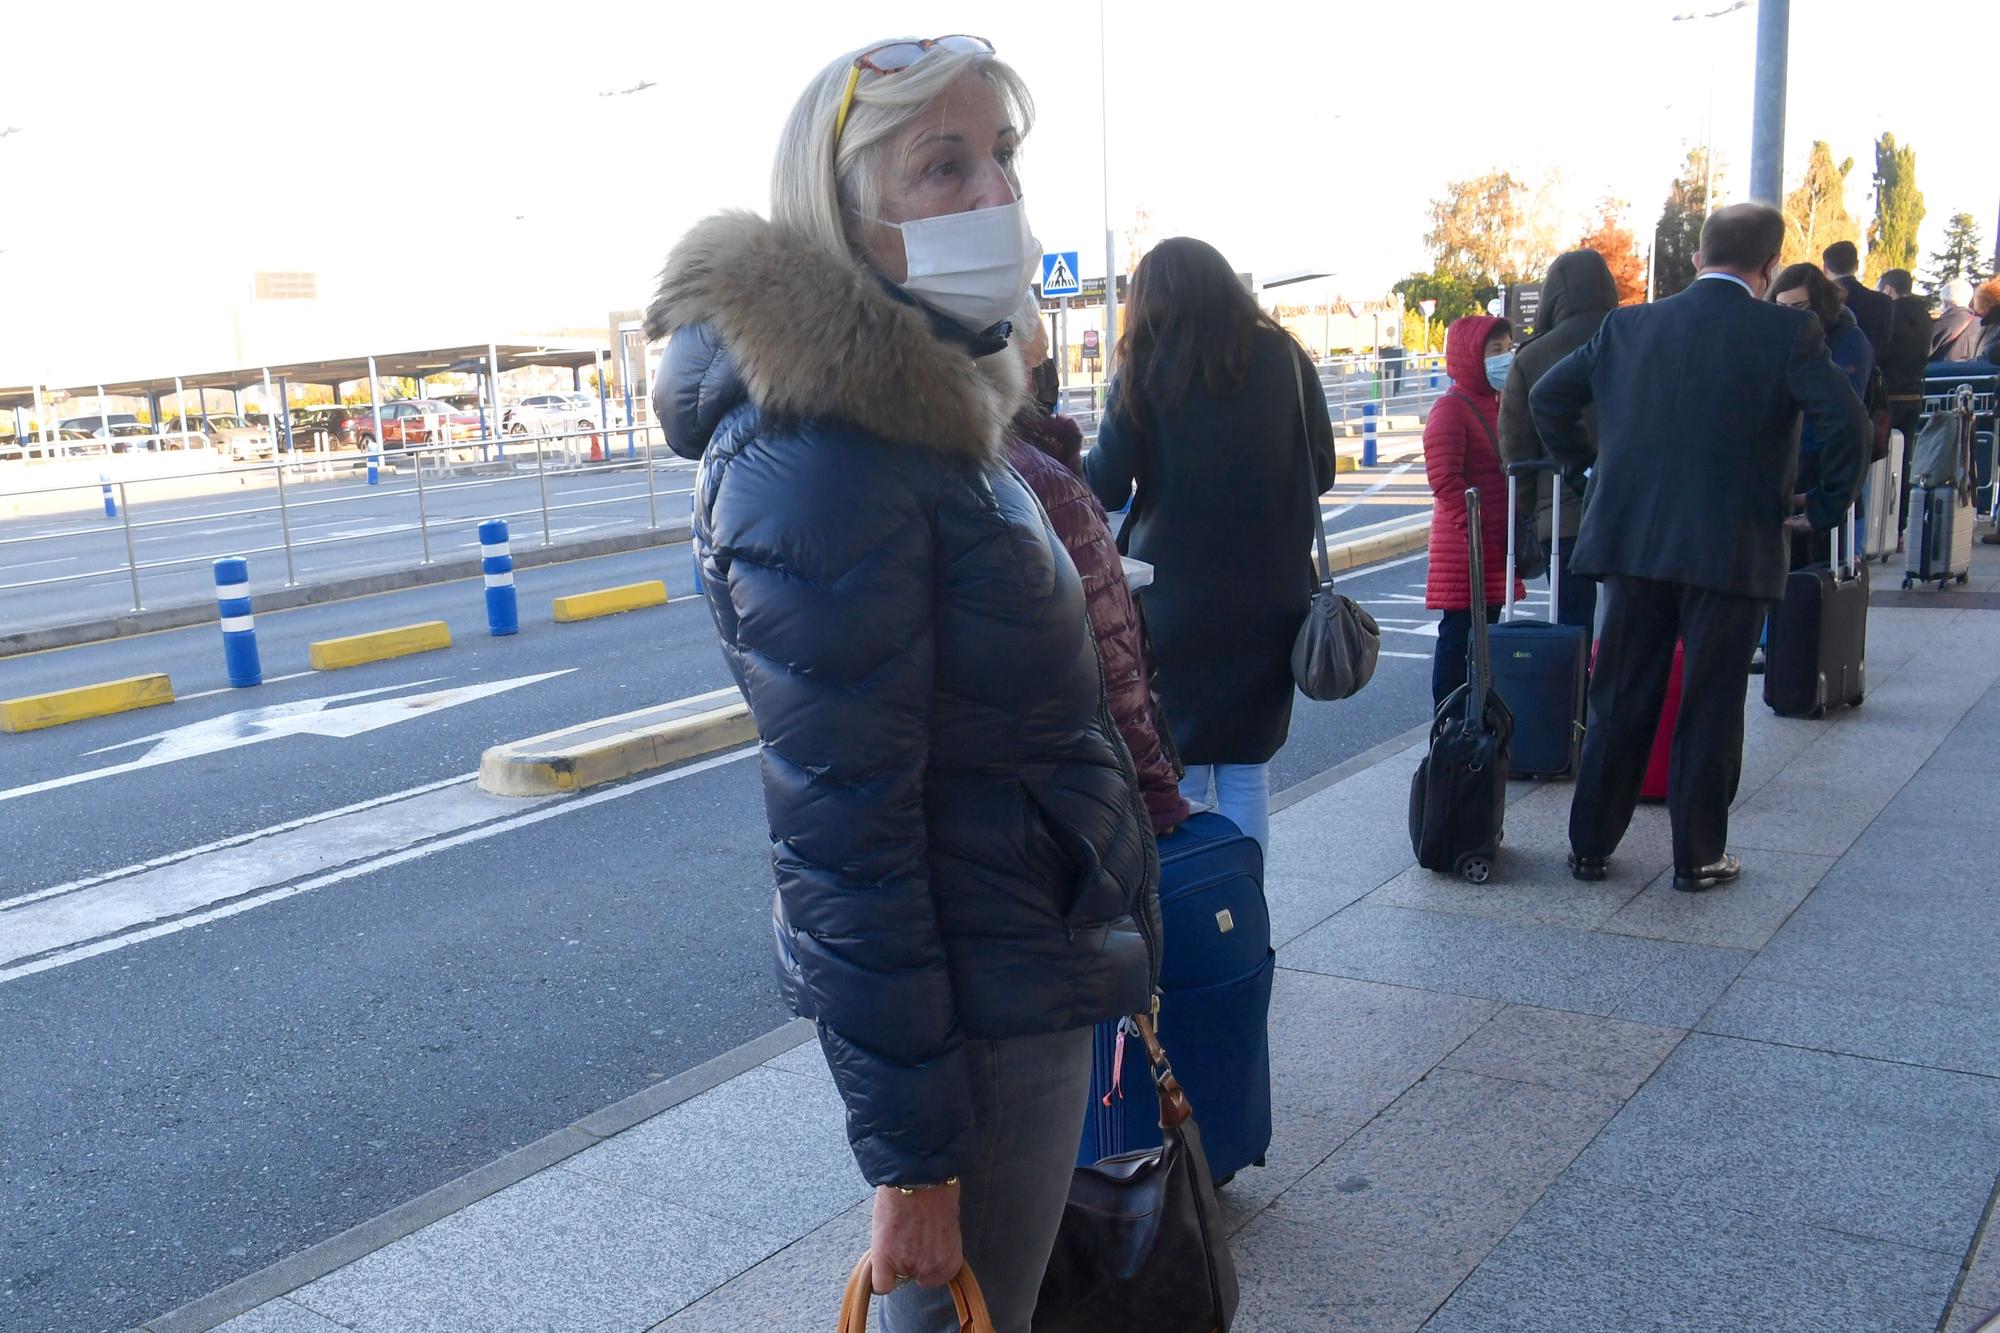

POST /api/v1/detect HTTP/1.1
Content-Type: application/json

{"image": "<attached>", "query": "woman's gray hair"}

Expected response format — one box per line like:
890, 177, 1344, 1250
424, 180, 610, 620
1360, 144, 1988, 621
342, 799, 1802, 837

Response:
771, 40, 1034, 260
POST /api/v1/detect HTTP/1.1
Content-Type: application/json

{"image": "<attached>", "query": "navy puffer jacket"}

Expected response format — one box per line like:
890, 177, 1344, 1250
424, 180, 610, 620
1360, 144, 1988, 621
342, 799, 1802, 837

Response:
647, 213, 1159, 1188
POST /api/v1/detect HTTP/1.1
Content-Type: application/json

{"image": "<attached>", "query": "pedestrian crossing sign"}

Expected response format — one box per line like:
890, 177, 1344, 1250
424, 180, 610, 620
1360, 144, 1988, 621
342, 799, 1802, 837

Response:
1040, 251, 1081, 297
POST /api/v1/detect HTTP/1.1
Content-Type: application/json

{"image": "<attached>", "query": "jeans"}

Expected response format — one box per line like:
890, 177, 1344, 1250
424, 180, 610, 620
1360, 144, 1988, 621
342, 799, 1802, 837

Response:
1179, 763, 1271, 854
881, 1027, 1094, 1333
1432, 607, 1501, 710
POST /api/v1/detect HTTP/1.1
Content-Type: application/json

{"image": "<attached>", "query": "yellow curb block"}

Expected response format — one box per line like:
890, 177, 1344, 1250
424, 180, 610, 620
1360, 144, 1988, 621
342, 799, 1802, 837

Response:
552, 580, 669, 624
308, 621, 452, 671
479, 687, 758, 796
1322, 516, 1431, 575
0, 673, 175, 734
1333, 455, 1359, 474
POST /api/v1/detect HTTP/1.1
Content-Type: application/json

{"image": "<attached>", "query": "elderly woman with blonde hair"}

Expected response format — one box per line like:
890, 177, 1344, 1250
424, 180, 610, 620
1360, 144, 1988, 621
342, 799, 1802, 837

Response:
648, 36, 1159, 1333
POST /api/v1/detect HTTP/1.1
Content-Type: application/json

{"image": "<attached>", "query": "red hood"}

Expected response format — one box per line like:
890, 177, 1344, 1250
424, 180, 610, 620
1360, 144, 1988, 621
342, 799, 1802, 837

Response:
1446, 314, 1505, 400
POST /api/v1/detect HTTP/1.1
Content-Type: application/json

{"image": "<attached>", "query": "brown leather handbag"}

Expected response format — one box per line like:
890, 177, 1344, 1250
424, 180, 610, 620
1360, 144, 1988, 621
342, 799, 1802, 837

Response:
838, 1253, 997, 1333
1032, 1015, 1240, 1332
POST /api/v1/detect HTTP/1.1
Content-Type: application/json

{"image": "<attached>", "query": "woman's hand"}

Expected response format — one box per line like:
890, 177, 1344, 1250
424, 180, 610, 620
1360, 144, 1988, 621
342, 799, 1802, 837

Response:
869, 1182, 964, 1294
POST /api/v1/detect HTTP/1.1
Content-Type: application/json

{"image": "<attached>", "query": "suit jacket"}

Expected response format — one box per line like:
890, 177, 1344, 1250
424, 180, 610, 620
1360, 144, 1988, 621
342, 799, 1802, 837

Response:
1529, 276, 1869, 603
1836, 274, 1893, 363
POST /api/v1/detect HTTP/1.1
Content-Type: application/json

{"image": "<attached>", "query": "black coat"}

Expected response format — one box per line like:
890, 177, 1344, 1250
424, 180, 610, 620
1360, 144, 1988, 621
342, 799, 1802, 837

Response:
1883, 296, 1934, 395
1932, 307, 1984, 361
1086, 328, 1335, 766
1530, 276, 1869, 603
1499, 249, 1618, 542
648, 214, 1157, 1189
1836, 274, 1894, 363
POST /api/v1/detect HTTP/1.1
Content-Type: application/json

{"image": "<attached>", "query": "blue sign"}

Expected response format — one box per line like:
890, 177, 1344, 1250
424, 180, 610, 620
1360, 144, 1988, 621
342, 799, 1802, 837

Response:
1040, 251, 1081, 298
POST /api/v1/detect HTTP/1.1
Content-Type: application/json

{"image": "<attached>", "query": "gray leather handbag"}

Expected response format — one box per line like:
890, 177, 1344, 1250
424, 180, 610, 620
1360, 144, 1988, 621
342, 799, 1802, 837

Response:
1288, 353, 1381, 701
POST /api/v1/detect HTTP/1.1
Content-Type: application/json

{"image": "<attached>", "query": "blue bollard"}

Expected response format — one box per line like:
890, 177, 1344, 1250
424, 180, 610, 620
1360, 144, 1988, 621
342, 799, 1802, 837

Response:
100, 474, 116, 519
367, 439, 381, 486
214, 556, 262, 687
480, 519, 519, 636
1362, 401, 1379, 469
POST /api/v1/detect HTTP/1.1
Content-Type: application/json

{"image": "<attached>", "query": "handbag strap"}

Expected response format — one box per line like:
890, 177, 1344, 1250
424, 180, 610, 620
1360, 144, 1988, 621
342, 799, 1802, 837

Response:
1129, 1013, 1195, 1129
839, 1254, 997, 1333
1291, 352, 1333, 587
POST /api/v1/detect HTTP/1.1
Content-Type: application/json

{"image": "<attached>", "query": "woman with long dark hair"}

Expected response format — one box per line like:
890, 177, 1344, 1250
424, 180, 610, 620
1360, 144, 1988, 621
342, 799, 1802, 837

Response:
1770, 262, 1872, 568
1086, 238, 1336, 854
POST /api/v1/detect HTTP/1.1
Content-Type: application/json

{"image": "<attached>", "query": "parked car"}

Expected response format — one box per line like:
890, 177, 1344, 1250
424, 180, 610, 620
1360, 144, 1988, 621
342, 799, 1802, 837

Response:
353, 400, 482, 451
57, 413, 142, 436
288, 405, 371, 449
502, 392, 602, 437
104, 422, 161, 452
166, 413, 275, 461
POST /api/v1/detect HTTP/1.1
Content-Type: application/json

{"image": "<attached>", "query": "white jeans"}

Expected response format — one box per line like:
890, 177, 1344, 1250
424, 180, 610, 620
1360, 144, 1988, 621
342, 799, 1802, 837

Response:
1179, 763, 1271, 855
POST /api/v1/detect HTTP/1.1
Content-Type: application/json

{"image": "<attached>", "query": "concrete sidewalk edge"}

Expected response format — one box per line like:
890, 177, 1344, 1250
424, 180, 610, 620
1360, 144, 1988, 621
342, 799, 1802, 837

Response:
0, 522, 693, 660
139, 1018, 816, 1333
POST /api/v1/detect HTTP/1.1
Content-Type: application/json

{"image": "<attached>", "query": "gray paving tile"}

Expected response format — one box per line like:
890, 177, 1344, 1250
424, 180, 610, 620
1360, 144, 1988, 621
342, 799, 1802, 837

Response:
1944, 1296, 2000, 1333
763, 1033, 834, 1084
1601, 848, 1834, 950
1216, 1110, 1361, 1238
1266, 870, 1380, 951
560, 1066, 868, 1240
1609, 941, 1755, 1029
655, 1202, 871, 1331
1265, 1070, 1619, 1262
291, 1169, 778, 1333
1725, 771, 1905, 858
1266, 762, 1423, 940
1230, 1212, 1468, 1333
210, 1300, 351, 1333
1285, 902, 1740, 1017
1421, 1174, 1960, 1333
1265, 968, 1497, 1123
1701, 976, 2000, 1077
1441, 1005, 1684, 1100
1561, 1034, 2000, 1254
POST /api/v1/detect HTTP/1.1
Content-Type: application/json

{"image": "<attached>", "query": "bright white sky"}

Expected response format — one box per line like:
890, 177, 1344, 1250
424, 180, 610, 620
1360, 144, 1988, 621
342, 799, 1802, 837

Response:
1, 0, 1992, 388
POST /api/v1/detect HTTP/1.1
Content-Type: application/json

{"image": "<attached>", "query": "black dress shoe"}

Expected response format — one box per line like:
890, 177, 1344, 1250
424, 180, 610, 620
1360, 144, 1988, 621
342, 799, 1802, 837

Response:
1568, 853, 1609, 882
1673, 855, 1742, 893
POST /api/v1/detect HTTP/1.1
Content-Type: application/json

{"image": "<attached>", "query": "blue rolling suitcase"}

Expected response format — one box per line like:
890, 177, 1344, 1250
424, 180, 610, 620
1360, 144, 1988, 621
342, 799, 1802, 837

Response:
1489, 459, 1589, 778
1078, 812, 1273, 1183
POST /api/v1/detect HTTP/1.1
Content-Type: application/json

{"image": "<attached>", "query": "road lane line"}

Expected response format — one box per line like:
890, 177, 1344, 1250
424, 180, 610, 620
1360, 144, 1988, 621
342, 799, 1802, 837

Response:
176, 670, 316, 703
1324, 460, 1421, 522
0, 771, 474, 912
0, 746, 758, 984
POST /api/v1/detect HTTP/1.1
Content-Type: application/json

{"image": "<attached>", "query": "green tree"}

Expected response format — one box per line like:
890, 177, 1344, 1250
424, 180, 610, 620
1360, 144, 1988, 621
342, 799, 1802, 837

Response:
1864, 133, 1924, 285
1392, 271, 1501, 350
1925, 212, 1989, 299
1780, 141, 1860, 265
1652, 147, 1715, 300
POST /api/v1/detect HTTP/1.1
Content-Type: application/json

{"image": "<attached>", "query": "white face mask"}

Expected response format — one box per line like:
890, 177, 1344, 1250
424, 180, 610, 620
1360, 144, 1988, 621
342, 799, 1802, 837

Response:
896, 197, 1040, 332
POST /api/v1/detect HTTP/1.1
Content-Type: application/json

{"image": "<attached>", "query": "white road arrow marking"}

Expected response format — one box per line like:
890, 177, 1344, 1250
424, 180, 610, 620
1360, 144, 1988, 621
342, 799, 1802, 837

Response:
0, 672, 574, 805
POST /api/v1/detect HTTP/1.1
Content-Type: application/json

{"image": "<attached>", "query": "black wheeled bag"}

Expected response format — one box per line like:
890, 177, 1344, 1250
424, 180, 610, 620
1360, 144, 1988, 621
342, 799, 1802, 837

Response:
1409, 488, 1514, 883
1765, 504, 1867, 719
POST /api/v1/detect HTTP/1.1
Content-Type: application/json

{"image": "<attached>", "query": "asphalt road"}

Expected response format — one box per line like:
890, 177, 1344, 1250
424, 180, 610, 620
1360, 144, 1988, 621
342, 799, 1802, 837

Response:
0, 458, 1456, 1333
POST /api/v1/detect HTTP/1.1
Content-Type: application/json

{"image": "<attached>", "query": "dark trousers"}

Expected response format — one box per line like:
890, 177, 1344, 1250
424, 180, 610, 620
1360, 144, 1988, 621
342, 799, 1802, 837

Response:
1433, 606, 1501, 710
1571, 577, 1767, 872
1546, 534, 1599, 633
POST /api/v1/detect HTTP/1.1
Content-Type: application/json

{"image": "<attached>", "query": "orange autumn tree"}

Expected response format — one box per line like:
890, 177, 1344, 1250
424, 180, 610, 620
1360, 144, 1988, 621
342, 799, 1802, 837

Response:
1576, 198, 1649, 305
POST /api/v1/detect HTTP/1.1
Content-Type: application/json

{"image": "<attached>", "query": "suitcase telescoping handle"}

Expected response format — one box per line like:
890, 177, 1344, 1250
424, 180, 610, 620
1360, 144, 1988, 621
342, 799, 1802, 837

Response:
1505, 459, 1564, 625
1465, 487, 1490, 714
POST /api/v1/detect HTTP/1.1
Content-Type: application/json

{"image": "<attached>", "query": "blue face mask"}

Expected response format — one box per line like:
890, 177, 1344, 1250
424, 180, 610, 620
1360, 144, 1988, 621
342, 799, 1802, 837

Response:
1484, 350, 1514, 392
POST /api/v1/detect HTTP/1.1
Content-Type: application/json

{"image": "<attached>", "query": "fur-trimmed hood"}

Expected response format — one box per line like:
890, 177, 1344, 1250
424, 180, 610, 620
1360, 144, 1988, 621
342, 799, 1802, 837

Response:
648, 211, 1025, 465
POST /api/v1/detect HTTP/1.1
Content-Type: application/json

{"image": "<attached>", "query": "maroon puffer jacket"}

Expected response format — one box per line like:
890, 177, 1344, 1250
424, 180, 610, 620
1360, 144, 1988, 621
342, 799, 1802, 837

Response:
1010, 412, 1190, 835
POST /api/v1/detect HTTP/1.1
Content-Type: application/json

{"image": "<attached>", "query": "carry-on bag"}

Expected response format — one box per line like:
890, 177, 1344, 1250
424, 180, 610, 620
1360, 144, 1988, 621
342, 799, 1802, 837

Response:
1906, 385, 1977, 590
1038, 1015, 1240, 1333
1409, 487, 1513, 883
1863, 430, 1904, 563
1078, 812, 1272, 1185
1489, 459, 1588, 779
1767, 505, 1867, 718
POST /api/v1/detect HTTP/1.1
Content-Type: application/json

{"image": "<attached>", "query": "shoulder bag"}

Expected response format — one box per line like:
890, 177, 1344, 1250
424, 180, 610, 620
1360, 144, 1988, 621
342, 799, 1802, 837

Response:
1290, 353, 1382, 701
1033, 1014, 1239, 1332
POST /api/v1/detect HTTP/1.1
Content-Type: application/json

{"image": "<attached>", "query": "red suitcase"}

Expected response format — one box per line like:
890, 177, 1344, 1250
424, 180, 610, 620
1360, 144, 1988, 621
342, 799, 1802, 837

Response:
1591, 640, 1683, 802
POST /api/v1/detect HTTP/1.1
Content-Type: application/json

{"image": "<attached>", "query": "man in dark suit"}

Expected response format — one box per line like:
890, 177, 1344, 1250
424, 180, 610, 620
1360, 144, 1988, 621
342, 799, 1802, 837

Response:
1531, 204, 1868, 892
1823, 240, 1892, 363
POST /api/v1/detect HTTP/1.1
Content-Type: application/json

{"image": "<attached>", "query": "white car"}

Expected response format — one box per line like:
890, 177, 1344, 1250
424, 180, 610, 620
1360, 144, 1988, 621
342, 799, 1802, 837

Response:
502, 393, 605, 438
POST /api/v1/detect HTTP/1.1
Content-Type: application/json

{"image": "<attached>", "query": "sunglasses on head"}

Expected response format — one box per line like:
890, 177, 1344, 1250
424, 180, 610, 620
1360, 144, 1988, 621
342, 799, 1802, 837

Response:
833, 35, 995, 146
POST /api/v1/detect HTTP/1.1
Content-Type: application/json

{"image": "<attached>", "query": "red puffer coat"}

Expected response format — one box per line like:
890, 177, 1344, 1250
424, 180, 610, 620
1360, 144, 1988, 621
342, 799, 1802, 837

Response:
1425, 314, 1526, 612
1010, 412, 1190, 835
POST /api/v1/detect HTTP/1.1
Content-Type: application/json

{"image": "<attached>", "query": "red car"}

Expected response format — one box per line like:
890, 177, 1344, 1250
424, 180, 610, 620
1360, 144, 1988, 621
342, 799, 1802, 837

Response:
352, 400, 483, 450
